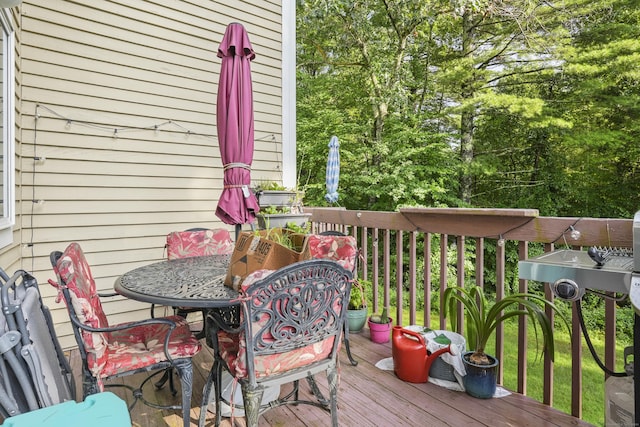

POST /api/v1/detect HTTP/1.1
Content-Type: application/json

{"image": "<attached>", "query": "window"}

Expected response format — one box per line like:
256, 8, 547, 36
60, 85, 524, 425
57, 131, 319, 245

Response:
0, 9, 15, 248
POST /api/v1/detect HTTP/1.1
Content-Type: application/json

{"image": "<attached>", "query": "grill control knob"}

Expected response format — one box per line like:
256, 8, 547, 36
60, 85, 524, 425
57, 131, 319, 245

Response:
552, 279, 583, 301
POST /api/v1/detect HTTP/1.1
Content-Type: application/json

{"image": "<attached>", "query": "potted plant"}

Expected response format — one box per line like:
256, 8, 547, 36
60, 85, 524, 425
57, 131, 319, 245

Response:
443, 285, 570, 399
255, 183, 310, 230
347, 279, 369, 333
256, 206, 312, 230
367, 307, 393, 343
254, 181, 300, 208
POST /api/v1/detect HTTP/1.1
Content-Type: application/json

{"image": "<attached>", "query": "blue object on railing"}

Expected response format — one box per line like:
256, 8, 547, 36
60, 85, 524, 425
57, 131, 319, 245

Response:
325, 135, 340, 204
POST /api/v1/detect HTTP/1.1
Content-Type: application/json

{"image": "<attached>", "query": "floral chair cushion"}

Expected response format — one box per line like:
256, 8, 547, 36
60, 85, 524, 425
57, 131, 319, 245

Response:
166, 229, 234, 260
105, 315, 200, 378
305, 234, 357, 273
217, 269, 337, 379
52, 242, 201, 389
53, 243, 110, 378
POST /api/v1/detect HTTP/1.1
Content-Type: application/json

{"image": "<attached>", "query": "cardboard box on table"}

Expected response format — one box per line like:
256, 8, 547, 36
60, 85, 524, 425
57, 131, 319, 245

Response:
224, 230, 309, 290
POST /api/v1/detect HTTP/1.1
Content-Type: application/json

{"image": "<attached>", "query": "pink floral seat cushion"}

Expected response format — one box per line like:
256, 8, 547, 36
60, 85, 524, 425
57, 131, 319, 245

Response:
166, 229, 234, 260
217, 269, 337, 379
51, 242, 201, 389
105, 315, 200, 378
305, 234, 357, 272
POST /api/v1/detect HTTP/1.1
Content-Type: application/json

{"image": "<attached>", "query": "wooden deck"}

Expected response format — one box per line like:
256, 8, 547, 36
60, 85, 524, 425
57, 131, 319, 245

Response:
66, 330, 595, 427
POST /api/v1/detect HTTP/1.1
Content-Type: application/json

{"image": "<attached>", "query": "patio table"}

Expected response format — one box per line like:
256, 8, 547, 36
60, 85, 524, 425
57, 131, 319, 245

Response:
114, 254, 239, 309
113, 254, 240, 423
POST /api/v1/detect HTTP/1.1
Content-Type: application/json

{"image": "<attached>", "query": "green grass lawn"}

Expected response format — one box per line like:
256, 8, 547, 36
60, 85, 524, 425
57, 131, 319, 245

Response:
400, 311, 633, 427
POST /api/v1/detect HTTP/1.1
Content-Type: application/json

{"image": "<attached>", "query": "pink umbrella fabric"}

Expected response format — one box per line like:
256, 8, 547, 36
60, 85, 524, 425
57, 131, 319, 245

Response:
215, 23, 260, 230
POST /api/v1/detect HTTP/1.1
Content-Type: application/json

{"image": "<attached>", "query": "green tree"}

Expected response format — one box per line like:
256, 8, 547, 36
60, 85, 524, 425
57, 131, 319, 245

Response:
297, 0, 459, 210
297, 1, 579, 210
554, 0, 640, 218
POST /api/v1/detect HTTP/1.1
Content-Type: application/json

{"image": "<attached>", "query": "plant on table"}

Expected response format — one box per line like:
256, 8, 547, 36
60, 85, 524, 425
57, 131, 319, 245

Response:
254, 181, 288, 191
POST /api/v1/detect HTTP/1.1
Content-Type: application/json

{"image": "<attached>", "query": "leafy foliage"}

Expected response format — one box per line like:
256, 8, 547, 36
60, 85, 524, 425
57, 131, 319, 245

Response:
297, 0, 638, 218
443, 285, 571, 364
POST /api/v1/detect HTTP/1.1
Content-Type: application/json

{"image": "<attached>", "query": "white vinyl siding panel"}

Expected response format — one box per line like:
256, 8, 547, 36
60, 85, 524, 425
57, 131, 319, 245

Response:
16, 0, 285, 348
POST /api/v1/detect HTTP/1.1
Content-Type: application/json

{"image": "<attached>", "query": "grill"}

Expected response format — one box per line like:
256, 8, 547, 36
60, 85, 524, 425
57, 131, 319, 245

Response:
518, 210, 639, 426
519, 211, 640, 300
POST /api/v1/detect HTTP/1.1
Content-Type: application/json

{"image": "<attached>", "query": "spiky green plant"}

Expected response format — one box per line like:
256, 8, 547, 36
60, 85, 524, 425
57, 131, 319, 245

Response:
443, 285, 570, 365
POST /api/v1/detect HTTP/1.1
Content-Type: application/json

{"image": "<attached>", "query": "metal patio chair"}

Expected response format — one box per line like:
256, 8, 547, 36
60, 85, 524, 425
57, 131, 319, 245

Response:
152, 228, 234, 392
49, 242, 201, 427
160, 228, 234, 335
0, 268, 75, 420
308, 232, 359, 365
199, 259, 352, 427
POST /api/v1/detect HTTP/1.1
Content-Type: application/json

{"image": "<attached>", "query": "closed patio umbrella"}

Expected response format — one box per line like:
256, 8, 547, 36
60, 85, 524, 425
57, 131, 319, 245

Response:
215, 23, 260, 238
325, 136, 340, 204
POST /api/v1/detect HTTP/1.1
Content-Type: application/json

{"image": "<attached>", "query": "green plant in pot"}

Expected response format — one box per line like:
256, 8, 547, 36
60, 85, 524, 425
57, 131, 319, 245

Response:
443, 285, 570, 399
347, 279, 369, 333
368, 307, 393, 343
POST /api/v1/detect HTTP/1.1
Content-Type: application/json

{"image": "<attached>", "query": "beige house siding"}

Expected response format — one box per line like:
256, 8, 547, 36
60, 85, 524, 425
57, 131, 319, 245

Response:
3, 1, 290, 348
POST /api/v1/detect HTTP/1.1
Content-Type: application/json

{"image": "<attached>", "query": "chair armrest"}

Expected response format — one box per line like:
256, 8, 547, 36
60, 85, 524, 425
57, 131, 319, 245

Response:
203, 307, 244, 352
206, 307, 244, 335
67, 314, 184, 364
97, 291, 119, 298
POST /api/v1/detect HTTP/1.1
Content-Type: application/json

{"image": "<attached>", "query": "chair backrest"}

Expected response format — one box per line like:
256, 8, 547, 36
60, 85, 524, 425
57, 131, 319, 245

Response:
305, 233, 358, 273
236, 260, 352, 384
166, 228, 234, 260
49, 243, 110, 378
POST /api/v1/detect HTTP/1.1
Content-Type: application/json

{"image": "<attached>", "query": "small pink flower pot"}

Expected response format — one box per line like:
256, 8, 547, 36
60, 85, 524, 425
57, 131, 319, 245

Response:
368, 317, 393, 343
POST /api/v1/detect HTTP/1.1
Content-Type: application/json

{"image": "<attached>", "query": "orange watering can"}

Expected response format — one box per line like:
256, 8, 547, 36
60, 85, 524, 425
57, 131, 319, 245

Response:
392, 326, 452, 383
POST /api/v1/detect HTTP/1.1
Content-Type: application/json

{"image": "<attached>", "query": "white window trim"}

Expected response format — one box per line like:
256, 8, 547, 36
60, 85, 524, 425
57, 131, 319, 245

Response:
0, 9, 15, 248
281, 2, 296, 189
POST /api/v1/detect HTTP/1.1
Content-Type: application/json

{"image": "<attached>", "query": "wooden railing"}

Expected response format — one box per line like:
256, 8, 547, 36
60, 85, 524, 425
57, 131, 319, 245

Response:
306, 207, 634, 422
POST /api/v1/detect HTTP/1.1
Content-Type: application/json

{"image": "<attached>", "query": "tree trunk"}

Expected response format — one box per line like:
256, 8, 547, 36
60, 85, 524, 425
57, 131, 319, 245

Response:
459, 8, 475, 204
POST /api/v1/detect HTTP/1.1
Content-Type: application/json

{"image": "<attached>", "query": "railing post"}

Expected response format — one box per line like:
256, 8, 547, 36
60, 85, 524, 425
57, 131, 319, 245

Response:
475, 238, 484, 289
396, 230, 404, 325
409, 231, 417, 325
372, 228, 379, 312
571, 302, 583, 419
543, 242, 554, 406
456, 236, 465, 332
423, 232, 432, 328
383, 229, 391, 314
439, 234, 448, 331
360, 227, 368, 282
518, 241, 528, 395
495, 239, 505, 385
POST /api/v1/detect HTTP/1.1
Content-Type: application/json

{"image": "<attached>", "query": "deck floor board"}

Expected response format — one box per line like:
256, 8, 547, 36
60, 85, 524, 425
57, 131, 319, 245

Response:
64, 329, 594, 427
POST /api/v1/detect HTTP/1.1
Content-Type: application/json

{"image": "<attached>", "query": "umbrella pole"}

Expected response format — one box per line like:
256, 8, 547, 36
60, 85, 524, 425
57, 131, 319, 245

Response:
235, 224, 241, 241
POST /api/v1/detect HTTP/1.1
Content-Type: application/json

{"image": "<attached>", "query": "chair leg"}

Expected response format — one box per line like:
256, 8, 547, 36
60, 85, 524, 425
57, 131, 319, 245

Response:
173, 358, 194, 427
198, 359, 217, 427
154, 368, 178, 396
82, 371, 100, 398
213, 362, 223, 427
343, 324, 358, 366
327, 365, 339, 427
306, 376, 328, 406
241, 384, 264, 427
